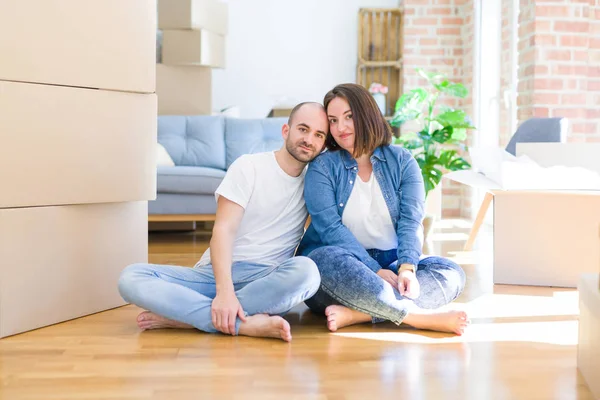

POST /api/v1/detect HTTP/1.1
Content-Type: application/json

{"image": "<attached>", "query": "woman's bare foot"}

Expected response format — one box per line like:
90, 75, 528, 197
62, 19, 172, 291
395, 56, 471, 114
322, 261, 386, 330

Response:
238, 314, 292, 342
403, 310, 470, 335
136, 311, 194, 331
325, 305, 371, 332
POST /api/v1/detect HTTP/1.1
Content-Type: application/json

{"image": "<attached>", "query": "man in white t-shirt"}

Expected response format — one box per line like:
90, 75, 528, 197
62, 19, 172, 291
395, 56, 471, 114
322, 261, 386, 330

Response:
118, 102, 328, 342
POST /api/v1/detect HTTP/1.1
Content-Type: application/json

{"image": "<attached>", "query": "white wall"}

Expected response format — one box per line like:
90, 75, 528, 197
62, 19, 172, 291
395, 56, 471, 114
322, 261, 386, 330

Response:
212, 0, 400, 118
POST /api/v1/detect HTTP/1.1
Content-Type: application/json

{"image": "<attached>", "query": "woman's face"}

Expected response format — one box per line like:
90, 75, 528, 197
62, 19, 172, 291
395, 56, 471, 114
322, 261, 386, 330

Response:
327, 97, 355, 153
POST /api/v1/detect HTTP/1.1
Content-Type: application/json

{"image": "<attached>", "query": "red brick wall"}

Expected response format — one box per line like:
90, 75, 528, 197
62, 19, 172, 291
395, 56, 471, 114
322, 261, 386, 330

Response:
588, 0, 600, 140
402, 0, 476, 218
517, 0, 600, 141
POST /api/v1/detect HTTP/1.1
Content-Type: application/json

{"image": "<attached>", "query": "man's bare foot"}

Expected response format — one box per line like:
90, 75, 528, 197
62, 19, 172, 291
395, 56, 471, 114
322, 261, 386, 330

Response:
136, 311, 194, 331
237, 314, 292, 342
325, 305, 371, 332
403, 310, 470, 335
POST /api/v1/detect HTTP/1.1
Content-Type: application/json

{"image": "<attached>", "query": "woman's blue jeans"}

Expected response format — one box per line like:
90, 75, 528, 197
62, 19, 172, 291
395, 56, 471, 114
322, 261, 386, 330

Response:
305, 246, 466, 324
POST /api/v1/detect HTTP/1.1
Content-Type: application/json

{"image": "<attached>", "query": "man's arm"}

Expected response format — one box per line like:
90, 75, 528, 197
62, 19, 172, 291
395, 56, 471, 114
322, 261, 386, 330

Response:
210, 195, 247, 335
208, 155, 255, 335
211, 195, 245, 295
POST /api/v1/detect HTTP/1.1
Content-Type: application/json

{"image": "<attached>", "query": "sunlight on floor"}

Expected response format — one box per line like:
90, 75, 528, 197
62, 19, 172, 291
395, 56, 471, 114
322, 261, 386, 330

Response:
333, 320, 578, 346
333, 290, 580, 346
463, 290, 580, 319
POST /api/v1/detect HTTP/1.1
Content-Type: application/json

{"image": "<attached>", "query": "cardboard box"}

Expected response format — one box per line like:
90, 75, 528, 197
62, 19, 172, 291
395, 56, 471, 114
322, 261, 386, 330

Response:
0, 201, 147, 338
157, 64, 212, 115
162, 29, 225, 68
0, 0, 156, 93
0, 81, 157, 209
446, 143, 600, 288
158, 0, 228, 35
267, 108, 294, 118
578, 273, 600, 399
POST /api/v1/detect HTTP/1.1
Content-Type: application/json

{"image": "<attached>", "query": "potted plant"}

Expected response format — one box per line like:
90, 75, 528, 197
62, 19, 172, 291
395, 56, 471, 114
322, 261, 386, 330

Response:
389, 68, 475, 251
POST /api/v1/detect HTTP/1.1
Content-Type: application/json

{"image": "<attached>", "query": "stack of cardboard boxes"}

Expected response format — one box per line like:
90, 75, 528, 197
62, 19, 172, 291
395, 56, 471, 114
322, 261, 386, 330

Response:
0, 0, 157, 337
577, 228, 600, 399
157, 0, 228, 115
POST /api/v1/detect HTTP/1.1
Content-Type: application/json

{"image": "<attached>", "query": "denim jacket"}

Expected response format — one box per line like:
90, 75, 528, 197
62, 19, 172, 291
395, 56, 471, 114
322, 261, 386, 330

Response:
297, 145, 425, 272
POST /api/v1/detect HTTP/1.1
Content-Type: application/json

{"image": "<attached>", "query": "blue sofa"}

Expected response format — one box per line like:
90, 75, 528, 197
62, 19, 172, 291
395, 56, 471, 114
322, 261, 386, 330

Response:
149, 115, 287, 220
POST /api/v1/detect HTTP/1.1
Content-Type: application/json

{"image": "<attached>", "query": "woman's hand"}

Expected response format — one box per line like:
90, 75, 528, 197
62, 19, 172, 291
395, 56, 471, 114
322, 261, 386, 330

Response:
376, 269, 398, 287
398, 269, 420, 299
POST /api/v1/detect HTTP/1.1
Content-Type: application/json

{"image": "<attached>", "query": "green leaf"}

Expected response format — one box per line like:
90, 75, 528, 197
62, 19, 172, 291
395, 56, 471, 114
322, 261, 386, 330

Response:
400, 138, 423, 150
417, 129, 432, 141
432, 79, 449, 92
451, 128, 467, 141
394, 88, 428, 112
435, 110, 476, 130
435, 110, 466, 126
447, 157, 471, 171
439, 82, 468, 98
390, 88, 428, 126
421, 165, 443, 196
416, 68, 446, 85
430, 126, 453, 144
438, 149, 458, 168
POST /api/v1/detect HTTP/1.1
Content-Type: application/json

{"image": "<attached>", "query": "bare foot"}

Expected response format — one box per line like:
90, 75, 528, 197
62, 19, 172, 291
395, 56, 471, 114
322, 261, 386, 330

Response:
238, 314, 292, 342
403, 310, 470, 335
136, 311, 194, 331
325, 305, 371, 332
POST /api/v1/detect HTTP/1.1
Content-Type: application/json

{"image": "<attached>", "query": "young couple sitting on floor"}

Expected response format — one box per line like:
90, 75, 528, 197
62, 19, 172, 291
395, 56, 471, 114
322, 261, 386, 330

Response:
118, 83, 470, 342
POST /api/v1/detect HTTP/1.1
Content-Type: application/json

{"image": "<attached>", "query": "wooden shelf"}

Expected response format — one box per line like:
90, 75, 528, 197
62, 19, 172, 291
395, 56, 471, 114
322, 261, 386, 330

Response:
356, 8, 404, 117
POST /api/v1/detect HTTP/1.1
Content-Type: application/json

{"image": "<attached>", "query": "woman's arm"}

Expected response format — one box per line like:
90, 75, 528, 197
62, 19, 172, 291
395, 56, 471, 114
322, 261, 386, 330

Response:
396, 154, 426, 269
304, 158, 381, 273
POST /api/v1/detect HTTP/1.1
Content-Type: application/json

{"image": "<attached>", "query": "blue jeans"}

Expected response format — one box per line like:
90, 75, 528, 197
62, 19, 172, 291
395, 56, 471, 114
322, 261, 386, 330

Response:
118, 256, 321, 335
305, 246, 466, 324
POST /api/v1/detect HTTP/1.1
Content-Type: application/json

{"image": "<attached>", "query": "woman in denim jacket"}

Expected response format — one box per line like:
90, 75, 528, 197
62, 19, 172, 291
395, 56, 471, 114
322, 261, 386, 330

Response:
297, 83, 469, 335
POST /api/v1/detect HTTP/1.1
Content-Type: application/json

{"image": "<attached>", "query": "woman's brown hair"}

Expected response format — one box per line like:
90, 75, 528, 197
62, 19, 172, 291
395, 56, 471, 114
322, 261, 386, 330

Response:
323, 83, 392, 158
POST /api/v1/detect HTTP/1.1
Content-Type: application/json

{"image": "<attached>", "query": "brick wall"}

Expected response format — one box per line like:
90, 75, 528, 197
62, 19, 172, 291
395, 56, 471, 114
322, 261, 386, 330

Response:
500, 0, 514, 148
588, 0, 600, 140
402, 0, 476, 218
517, 0, 600, 142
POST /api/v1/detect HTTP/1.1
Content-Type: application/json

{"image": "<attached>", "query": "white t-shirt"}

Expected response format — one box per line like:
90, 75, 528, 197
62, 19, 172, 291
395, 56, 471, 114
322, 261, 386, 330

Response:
196, 151, 308, 267
341, 172, 397, 250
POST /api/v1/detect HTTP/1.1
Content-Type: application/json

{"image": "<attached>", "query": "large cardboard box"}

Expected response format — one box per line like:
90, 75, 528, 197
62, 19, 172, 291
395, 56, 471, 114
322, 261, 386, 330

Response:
0, 0, 156, 93
446, 143, 600, 288
578, 273, 600, 399
157, 64, 212, 115
0, 201, 148, 338
158, 0, 228, 35
0, 81, 157, 209
162, 29, 225, 68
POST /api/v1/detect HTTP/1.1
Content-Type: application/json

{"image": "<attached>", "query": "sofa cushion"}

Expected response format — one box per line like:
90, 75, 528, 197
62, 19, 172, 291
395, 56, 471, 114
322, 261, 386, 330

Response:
157, 166, 225, 195
225, 117, 286, 169
149, 193, 217, 215
158, 116, 226, 170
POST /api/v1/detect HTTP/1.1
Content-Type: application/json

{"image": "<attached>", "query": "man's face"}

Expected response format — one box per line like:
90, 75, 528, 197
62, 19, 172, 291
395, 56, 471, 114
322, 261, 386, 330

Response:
283, 105, 328, 163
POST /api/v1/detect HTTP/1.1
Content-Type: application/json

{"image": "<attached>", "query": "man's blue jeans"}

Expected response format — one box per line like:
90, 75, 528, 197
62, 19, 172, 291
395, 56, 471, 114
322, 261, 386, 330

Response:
118, 256, 321, 335
305, 246, 466, 324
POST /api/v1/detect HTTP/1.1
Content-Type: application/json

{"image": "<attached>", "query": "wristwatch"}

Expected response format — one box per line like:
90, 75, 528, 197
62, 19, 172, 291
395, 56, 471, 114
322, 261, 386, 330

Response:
399, 264, 416, 274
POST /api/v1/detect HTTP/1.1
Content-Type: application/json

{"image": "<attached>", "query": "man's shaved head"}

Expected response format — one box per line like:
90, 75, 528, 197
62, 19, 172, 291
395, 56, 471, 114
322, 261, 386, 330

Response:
288, 102, 326, 126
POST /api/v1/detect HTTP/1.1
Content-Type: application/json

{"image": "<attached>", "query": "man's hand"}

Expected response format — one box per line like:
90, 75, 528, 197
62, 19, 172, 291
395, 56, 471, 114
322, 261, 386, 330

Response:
376, 269, 398, 287
398, 269, 420, 299
211, 290, 247, 335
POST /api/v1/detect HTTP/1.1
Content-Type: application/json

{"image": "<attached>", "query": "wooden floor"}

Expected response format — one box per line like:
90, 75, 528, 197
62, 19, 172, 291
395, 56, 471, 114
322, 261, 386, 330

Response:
0, 220, 593, 399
